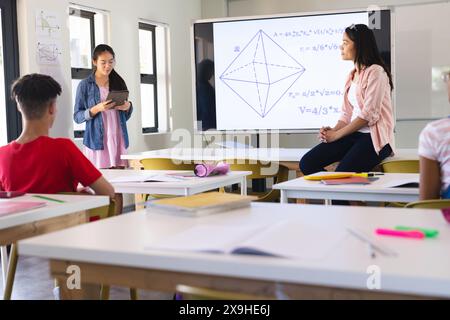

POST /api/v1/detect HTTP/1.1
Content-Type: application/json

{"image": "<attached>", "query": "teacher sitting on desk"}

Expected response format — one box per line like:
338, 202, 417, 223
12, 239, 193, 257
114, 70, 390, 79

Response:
299, 24, 394, 179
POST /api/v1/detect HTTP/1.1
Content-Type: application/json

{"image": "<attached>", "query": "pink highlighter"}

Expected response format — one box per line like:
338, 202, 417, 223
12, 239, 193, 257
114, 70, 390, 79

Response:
375, 228, 425, 239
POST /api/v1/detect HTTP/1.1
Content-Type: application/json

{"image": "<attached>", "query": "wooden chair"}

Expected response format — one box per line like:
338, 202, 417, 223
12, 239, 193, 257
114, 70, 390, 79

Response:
225, 159, 289, 202
175, 284, 272, 300
2, 196, 125, 300
404, 199, 450, 209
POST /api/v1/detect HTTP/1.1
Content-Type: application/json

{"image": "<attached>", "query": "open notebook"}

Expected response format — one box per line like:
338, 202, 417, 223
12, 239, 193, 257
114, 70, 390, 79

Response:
0, 201, 46, 217
146, 220, 346, 261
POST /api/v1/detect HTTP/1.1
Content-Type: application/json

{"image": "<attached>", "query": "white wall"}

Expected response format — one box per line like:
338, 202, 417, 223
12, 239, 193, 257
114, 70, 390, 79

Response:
201, 0, 447, 149
17, 0, 202, 152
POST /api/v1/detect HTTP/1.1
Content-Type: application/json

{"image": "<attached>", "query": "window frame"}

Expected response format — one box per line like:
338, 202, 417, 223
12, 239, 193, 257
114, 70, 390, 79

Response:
139, 22, 159, 133
1, 0, 20, 143
69, 8, 96, 138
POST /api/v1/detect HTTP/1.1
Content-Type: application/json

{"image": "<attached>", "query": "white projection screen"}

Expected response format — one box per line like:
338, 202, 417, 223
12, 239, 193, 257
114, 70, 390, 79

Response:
192, 9, 392, 132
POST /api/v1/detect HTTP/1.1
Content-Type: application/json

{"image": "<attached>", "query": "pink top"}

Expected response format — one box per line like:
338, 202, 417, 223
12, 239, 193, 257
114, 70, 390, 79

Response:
418, 118, 450, 192
339, 64, 395, 155
84, 86, 128, 169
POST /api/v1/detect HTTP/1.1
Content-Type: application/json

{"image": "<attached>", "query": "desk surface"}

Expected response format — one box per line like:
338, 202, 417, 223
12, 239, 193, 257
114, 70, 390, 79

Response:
274, 173, 419, 194
0, 194, 109, 230
274, 173, 420, 203
19, 203, 450, 298
101, 169, 251, 195
122, 148, 418, 163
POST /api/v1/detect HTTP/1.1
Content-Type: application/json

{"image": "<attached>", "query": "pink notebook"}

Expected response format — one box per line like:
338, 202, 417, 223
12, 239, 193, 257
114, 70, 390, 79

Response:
0, 201, 46, 217
321, 177, 371, 185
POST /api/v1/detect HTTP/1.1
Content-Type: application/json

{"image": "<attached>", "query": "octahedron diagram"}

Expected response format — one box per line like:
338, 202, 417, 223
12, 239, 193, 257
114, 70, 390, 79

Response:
220, 30, 306, 118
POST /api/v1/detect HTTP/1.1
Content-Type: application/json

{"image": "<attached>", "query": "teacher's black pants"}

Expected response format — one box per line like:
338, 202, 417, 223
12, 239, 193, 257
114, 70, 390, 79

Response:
299, 132, 392, 205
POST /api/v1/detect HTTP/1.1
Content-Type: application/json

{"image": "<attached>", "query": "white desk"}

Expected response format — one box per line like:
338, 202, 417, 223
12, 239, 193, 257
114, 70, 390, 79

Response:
101, 169, 251, 196
274, 173, 420, 205
19, 203, 450, 299
0, 193, 109, 294
122, 147, 418, 164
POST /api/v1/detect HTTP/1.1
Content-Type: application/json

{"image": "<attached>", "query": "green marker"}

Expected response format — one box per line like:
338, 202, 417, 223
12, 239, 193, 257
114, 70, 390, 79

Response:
395, 226, 439, 238
32, 195, 66, 204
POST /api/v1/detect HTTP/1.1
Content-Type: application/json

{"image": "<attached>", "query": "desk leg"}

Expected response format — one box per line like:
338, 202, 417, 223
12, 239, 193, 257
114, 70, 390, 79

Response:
129, 160, 146, 210
241, 178, 247, 196
280, 190, 288, 204
1, 246, 8, 290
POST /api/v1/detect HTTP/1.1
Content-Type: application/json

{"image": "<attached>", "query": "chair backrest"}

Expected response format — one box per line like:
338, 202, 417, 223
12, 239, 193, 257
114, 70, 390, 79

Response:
380, 160, 419, 173
88, 198, 116, 222
225, 159, 280, 179
404, 199, 450, 209
175, 284, 272, 300
59, 193, 115, 222
140, 158, 196, 171
225, 160, 289, 202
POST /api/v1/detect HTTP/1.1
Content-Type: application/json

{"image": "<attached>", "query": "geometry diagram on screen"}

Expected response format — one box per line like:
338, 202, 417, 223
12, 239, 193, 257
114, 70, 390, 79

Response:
220, 30, 306, 118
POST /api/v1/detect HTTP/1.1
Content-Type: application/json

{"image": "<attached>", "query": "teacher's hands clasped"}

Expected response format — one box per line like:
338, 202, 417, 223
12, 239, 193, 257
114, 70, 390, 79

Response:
318, 126, 342, 143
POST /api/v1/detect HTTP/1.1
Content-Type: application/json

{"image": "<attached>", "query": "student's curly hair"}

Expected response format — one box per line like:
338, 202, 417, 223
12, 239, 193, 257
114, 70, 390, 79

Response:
11, 73, 61, 120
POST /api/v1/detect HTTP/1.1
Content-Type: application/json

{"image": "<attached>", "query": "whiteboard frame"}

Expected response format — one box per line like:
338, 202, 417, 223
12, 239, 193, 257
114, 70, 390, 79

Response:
191, 7, 394, 135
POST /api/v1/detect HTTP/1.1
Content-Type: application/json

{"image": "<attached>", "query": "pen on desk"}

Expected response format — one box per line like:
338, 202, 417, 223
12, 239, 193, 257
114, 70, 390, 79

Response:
32, 195, 66, 203
367, 243, 376, 259
353, 172, 384, 178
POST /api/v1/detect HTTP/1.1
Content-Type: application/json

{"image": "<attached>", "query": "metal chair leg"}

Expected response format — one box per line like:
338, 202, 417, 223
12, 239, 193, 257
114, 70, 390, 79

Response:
1, 246, 8, 291
130, 288, 138, 300
101, 285, 110, 300
3, 244, 18, 300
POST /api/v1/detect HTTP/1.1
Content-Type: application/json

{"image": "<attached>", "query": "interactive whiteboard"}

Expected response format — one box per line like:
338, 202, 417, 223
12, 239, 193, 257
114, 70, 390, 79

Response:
193, 10, 391, 132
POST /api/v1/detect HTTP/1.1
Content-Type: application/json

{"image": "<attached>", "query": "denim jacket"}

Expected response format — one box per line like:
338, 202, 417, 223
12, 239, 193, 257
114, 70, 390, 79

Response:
73, 73, 133, 150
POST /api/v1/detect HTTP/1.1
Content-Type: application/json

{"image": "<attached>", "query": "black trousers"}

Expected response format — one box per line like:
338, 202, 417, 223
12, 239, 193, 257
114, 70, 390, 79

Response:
299, 132, 392, 205
300, 132, 392, 174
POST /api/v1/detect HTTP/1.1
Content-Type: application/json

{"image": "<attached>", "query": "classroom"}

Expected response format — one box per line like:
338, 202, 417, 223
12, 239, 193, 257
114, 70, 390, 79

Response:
0, 0, 450, 305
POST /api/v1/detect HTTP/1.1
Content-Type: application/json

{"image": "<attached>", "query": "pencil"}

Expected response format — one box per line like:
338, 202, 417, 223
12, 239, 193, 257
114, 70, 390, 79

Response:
32, 195, 66, 203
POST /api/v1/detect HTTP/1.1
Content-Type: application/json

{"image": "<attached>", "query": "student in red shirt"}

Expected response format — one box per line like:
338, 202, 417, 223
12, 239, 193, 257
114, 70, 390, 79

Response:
0, 73, 114, 198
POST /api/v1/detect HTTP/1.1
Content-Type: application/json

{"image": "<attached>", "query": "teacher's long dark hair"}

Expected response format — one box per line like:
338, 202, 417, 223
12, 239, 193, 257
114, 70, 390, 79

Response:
345, 24, 394, 91
92, 44, 128, 91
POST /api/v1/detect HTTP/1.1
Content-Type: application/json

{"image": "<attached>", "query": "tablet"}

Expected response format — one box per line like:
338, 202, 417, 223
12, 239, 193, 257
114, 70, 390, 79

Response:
106, 90, 129, 106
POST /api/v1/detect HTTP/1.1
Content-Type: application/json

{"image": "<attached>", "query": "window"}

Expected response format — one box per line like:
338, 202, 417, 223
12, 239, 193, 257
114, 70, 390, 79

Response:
0, 0, 20, 146
139, 22, 158, 133
69, 8, 96, 138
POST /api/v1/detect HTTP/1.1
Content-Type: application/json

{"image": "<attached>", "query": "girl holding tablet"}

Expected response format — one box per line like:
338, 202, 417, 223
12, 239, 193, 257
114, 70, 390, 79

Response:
74, 44, 133, 169
300, 24, 394, 177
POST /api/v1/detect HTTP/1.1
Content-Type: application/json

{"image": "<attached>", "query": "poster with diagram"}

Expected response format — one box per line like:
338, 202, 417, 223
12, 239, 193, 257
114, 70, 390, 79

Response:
35, 10, 63, 65
36, 10, 62, 38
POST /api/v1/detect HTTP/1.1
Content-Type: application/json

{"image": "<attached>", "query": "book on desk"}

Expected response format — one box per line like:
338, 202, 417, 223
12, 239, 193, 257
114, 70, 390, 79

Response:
147, 192, 256, 217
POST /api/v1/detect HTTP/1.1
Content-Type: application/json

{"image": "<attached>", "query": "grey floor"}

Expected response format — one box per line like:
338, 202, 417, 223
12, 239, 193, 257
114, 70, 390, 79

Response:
0, 255, 173, 300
